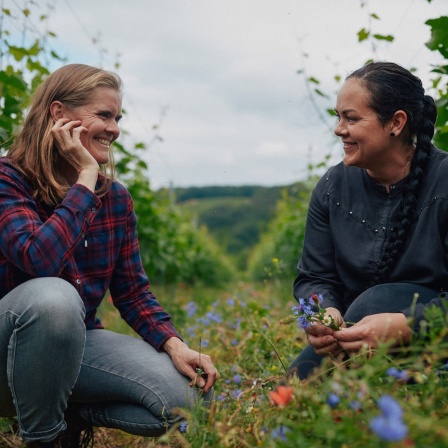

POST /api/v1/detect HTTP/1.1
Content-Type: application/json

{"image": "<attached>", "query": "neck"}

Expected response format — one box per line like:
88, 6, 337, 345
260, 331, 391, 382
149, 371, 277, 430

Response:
367, 143, 415, 192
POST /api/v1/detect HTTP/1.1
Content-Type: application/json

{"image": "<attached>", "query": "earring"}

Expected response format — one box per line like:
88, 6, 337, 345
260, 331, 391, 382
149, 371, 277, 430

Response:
390, 132, 395, 137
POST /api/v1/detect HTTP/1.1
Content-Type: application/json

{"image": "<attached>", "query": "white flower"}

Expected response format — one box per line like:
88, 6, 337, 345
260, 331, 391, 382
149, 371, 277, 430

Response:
322, 315, 333, 327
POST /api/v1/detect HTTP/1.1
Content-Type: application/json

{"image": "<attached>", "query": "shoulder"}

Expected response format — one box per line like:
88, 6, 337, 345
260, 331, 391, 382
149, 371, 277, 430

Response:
0, 157, 30, 190
426, 147, 448, 180
314, 162, 364, 195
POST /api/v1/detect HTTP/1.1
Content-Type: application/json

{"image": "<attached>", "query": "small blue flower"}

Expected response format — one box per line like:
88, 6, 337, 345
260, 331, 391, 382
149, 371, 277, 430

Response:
271, 426, 290, 441
233, 374, 242, 384
232, 389, 242, 399
185, 301, 198, 317
369, 395, 408, 442
370, 415, 407, 442
201, 339, 209, 348
349, 400, 361, 411
227, 298, 235, 306
231, 339, 239, 346
386, 367, 409, 381
377, 395, 403, 420
179, 422, 188, 433
326, 392, 340, 408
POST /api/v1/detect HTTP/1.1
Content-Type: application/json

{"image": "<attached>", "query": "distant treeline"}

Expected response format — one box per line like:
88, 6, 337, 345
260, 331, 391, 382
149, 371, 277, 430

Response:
173, 185, 287, 203
166, 183, 307, 270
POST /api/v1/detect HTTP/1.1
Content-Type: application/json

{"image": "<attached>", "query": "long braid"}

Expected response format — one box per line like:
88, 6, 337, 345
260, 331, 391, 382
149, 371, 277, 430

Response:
346, 63, 437, 286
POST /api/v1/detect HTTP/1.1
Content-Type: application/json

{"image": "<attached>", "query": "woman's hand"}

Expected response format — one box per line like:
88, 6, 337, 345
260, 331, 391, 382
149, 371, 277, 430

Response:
306, 307, 345, 356
162, 337, 220, 393
334, 313, 412, 353
51, 118, 99, 190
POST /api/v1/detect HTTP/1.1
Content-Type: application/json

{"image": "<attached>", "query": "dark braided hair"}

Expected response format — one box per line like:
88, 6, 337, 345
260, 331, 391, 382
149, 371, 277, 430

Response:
346, 62, 437, 286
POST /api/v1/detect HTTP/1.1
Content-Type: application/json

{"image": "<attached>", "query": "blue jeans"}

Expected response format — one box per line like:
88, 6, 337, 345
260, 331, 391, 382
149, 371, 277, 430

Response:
289, 283, 439, 380
0, 278, 212, 443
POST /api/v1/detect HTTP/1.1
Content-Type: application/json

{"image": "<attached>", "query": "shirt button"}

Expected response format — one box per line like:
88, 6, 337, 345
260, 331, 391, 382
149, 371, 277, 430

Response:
81, 232, 85, 238
76, 279, 81, 284
91, 207, 96, 213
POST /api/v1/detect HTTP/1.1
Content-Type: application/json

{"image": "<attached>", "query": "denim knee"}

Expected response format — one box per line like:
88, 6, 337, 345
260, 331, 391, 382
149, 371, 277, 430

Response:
16, 277, 86, 338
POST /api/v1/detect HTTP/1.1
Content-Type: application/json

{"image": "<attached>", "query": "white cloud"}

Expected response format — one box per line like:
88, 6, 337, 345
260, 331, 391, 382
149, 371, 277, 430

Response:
28, 0, 448, 187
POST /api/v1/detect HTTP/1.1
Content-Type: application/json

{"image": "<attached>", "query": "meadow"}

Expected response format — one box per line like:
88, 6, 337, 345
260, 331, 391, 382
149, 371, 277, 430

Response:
2, 278, 448, 448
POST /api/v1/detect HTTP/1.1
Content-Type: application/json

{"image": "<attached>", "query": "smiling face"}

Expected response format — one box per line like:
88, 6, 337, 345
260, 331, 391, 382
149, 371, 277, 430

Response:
334, 78, 393, 172
66, 87, 122, 164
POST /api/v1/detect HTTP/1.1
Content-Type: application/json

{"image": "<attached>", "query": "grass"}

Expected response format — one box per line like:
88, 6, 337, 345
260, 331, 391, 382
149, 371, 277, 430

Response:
2, 279, 448, 447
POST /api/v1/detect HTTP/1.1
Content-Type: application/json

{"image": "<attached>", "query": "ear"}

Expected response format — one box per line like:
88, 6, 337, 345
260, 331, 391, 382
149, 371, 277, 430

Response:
389, 110, 408, 137
49, 101, 65, 122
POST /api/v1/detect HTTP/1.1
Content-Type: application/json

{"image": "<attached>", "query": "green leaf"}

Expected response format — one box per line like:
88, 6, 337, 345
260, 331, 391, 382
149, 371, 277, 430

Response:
370, 13, 380, 20
357, 28, 370, 42
425, 17, 448, 58
373, 33, 394, 42
314, 88, 327, 98
308, 77, 320, 85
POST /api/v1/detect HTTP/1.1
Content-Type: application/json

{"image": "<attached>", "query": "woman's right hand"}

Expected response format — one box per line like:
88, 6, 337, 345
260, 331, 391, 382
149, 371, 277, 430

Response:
305, 307, 345, 356
51, 118, 99, 190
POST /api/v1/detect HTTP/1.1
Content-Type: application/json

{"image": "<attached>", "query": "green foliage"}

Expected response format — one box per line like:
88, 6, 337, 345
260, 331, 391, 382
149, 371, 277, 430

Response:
175, 185, 293, 270
114, 142, 235, 286
5, 280, 444, 448
247, 181, 314, 281
425, 16, 448, 150
0, 7, 55, 149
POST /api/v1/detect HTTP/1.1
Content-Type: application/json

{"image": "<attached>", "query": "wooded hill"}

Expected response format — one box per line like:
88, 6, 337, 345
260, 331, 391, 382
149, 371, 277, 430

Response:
167, 183, 307, 269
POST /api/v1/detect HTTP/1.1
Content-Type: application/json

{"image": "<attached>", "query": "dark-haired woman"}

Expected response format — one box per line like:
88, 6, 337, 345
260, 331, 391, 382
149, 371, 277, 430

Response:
289, 62, 448, 379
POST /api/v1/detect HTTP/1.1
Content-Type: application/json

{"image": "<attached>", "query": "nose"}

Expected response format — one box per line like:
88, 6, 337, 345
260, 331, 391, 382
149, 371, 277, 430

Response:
334, 119, 346, 137
105, 120, 120, 138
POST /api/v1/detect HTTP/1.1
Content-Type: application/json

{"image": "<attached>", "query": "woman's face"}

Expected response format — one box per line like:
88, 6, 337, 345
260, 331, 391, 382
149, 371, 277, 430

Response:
334, 78, 392, 171
65, 87, 122, 165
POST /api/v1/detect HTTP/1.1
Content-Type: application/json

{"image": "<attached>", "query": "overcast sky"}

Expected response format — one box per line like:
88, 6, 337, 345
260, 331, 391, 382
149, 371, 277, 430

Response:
18, 0, 448, 188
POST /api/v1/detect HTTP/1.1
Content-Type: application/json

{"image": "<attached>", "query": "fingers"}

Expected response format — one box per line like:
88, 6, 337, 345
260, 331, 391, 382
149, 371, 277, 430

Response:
191, 354, 220, 393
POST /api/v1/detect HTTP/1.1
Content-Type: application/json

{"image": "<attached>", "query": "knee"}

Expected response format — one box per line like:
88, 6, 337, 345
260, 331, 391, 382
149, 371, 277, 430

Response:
19, 278, 85, 334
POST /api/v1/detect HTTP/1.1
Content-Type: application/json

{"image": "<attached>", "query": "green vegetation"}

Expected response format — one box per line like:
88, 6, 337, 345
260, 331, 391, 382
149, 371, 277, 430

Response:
3, 280, 448, 447
172, 184, 308, 271
1, 1, 448, 447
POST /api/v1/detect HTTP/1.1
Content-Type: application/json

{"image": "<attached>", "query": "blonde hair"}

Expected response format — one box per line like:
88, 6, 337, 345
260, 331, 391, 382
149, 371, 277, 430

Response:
7, 64, 122, 205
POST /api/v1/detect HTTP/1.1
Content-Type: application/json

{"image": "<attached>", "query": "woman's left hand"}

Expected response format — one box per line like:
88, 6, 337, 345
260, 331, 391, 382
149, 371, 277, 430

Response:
162, 337, 220, 393
334, 313, 412, 353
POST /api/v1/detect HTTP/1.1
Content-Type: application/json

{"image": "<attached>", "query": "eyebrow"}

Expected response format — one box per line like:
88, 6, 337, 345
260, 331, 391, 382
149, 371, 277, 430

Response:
334, 108, 356, 115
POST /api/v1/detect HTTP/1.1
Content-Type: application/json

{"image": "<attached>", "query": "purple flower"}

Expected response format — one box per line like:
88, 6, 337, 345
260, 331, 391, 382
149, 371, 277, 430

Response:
185, 301, 198, 317
205, 311, 223, 323
233, 374, 242, 384
271, 426, 290, 441
377, 395, 403, 420
386, 367, 409, 381
369, 395, 407, 442
231, 339, 239, 346
179, 422, 188, 433
370, 416, 407, 442
232, 389, 242, 399
349, 400, 362, 411
201, 339, 209, 348
326, 392, 340, 408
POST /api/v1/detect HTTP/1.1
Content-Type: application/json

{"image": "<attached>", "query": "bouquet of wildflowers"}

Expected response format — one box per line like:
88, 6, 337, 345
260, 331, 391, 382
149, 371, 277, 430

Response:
282, 293, 341, 331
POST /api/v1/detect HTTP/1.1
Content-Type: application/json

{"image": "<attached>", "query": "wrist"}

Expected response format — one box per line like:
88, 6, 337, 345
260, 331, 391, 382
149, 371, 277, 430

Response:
162, 337, 187, 355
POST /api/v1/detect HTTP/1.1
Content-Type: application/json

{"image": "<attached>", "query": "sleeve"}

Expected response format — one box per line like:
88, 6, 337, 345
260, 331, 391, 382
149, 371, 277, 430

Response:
108, 194, 181, 351
293, 175, 345, 311
0, 170, 101, 277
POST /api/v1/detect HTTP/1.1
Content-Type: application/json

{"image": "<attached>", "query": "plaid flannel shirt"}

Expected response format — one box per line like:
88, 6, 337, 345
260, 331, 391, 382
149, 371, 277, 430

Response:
0, 157, 180, 351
